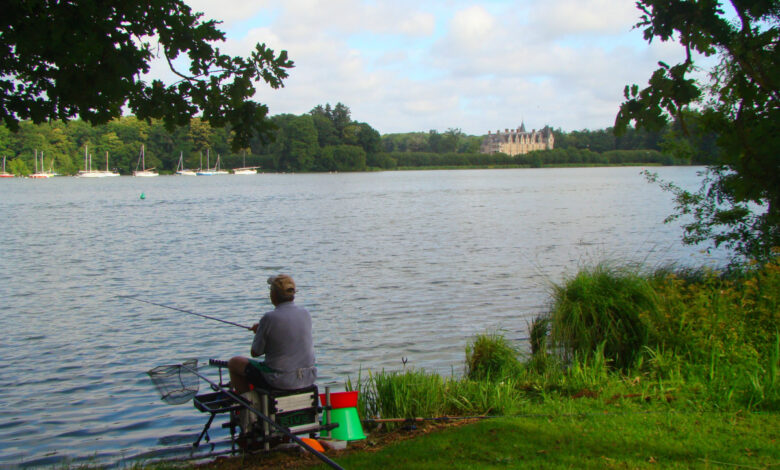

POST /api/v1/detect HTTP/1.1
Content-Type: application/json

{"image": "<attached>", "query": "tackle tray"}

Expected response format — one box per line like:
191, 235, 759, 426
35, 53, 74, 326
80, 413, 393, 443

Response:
194, 391, 242, 414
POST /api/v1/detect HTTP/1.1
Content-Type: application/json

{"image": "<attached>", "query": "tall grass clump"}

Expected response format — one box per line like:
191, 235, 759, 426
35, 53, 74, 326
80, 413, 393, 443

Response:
549, 264, 659, 370
348, 369, 447, 422
465, 333, 522, 381
529, 314, 550, 356
646, 257, 780, 408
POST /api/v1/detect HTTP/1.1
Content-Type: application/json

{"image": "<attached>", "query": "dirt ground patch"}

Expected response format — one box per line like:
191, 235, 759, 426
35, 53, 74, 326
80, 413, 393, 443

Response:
196, 419, 478, 470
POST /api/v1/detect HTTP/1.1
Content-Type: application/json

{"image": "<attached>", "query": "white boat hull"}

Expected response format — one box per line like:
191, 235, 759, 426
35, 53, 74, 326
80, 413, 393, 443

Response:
77, 171, 120, 178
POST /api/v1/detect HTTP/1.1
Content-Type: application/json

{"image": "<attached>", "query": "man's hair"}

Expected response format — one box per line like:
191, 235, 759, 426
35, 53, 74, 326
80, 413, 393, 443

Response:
268, 274, 296, 302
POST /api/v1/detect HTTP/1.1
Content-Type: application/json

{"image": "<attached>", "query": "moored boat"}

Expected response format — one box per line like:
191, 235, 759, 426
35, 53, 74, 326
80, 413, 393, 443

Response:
214, 155, 229, 175
0, 156, 12, 178
76, 145, 118, 177
233, 151, 259, 174
196, 149, 217, 176
133, 144, 158, 177
175, 151, 197, 175
29, 150, 53, 179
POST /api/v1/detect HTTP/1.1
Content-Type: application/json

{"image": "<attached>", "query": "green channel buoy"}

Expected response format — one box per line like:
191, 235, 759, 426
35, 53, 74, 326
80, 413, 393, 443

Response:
140, 192, 146, 200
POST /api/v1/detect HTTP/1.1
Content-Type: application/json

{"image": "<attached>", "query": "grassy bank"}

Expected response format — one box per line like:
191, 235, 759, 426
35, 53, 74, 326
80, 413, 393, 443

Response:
349, 258, 778, 422
315, 410, 778, 469
149, 258, 779, 469
309, 258, 777, 468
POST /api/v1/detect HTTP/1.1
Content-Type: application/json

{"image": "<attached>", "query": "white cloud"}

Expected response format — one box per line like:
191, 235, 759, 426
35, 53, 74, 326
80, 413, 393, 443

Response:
149, 1, 709, 135
399, 12, 437, 36
184, 0, 273, 25
449, 6, 497, 50
529, 0, 640, 37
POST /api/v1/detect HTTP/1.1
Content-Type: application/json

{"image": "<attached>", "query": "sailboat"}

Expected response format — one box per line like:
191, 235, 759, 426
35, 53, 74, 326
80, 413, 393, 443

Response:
0, 156, 14, 178
76, 145, 119, 177
196, 149, 216, 176
175, 151, 197, 175
30, 150, 53, 179
233, 150, 259, 175
133, 144, 158, 177
214, 154, 229, 175
100, 152, 120, 177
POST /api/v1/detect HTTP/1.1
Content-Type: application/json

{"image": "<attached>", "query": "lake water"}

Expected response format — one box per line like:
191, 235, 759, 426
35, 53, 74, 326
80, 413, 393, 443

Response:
0, 167, 728, 468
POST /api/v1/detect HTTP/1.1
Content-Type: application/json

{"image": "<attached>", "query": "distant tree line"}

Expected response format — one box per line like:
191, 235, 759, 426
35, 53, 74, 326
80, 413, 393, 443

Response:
0, 103, 716, 175
0, 103, 382, 175
371, 148, 679, 170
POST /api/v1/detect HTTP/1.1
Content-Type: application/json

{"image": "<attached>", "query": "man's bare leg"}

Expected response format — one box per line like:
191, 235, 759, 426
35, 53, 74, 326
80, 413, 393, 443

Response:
228, 356, 251, 394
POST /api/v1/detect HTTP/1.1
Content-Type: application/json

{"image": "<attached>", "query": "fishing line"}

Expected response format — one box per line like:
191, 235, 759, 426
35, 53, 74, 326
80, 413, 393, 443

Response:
120, 296, 253, 330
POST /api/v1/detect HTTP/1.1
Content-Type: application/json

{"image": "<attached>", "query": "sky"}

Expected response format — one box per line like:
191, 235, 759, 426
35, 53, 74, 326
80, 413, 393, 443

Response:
163, 0, 693, 136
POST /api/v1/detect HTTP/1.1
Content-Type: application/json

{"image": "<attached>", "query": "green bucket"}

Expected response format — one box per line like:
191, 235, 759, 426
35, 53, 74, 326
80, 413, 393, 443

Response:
326, 407, 365, 441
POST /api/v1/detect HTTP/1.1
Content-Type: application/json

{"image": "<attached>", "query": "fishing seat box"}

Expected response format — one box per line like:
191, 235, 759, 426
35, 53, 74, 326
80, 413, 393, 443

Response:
236, 385, 322, 450
193, 385, 330, 451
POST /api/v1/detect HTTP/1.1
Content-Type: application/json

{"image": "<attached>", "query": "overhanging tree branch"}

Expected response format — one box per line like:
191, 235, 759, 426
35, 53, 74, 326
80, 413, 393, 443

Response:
2, 0, 294, 150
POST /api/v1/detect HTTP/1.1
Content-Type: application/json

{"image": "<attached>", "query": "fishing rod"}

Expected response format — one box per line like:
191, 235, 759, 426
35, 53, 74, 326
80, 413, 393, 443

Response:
120, 296, 253, 331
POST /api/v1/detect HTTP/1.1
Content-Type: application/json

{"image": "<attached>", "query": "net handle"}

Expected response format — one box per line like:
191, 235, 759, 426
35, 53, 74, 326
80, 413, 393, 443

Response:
179, 364, 344, 470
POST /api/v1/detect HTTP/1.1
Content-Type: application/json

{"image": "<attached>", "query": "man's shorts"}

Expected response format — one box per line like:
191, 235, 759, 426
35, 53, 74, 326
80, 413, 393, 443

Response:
244, 361, 274, 390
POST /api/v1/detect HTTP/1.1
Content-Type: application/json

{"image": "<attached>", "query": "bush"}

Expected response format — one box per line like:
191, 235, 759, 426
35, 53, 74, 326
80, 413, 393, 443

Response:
465, 333, 522, 381
549, 265, 658, 370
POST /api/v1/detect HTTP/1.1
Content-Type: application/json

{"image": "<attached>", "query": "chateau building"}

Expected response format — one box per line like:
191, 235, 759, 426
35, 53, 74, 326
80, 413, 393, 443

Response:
481, 123, 554, 156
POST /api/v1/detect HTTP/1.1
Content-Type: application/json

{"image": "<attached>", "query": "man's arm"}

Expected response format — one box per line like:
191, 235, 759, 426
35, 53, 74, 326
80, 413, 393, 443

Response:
250, 321, 264, 357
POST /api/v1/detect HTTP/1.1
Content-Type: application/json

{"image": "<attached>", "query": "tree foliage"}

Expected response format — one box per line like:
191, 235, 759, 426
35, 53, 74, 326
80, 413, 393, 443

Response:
1, 0, 293, 150
616, 0, 780, 261
1, 100, 681, 175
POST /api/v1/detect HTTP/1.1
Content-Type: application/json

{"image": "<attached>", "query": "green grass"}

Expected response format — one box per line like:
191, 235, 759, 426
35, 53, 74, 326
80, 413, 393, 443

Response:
332, 258, 779, 468
316, 409, 779, 469
124, 258, 778, 469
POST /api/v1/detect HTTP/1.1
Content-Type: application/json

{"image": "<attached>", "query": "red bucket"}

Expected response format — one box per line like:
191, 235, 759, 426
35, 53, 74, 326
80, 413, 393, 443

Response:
319, 391, 358, 409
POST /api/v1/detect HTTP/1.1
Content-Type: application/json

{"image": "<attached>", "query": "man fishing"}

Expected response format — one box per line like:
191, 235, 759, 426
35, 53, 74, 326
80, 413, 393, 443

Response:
228, 274, 317, 393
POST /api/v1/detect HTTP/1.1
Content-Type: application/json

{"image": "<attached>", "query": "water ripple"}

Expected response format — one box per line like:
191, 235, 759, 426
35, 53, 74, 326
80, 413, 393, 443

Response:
0, 168, 729, 466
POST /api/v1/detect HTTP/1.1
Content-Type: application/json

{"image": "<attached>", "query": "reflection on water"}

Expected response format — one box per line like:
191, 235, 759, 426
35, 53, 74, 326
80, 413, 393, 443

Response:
0, 167, 727, 467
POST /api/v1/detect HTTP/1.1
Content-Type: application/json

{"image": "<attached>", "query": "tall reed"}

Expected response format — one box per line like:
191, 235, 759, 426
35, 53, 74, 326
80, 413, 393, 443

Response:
549, 264, 658, 370
465, 332, 522, 381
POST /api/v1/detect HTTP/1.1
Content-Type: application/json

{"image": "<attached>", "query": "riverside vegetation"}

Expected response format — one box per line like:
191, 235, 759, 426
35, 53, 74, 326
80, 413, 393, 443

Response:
176, 256, 778, 469
350, 256, 778, 420
79, 257, 780, 469
0, 103, 701, 176
321, 257, 778, 469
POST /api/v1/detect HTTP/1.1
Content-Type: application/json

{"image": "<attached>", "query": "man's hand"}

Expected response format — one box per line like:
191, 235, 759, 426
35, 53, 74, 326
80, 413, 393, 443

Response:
250, 323, 259, 333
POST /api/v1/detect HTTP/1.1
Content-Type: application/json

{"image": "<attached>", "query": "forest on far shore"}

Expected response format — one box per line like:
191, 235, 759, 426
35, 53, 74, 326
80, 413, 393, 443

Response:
0, 102, 719, 175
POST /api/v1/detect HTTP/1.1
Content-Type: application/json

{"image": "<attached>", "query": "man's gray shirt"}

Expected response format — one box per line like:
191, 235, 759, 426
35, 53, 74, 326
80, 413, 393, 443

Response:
251, 301, 316, 390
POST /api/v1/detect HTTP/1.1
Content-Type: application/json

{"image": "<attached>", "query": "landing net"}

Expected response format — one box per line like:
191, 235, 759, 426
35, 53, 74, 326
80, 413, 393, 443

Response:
147, 359, 199, 405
